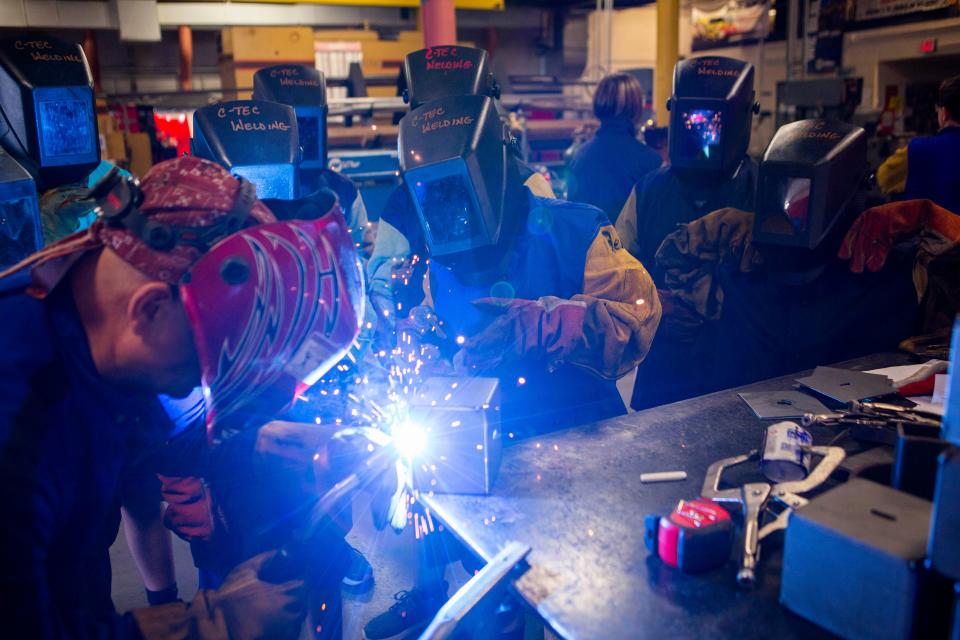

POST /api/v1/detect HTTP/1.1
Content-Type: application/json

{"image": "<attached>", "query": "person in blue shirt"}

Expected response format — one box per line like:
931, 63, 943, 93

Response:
567, 72, 662, 223
0, 156, 366, 639
877, 74, 960, 214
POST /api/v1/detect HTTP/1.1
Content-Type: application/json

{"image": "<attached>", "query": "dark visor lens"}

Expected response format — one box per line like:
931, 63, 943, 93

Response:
677, 109, 723, 162
412, 174, 484, 247
38, 96, 96, 158
298, 115, 320, 161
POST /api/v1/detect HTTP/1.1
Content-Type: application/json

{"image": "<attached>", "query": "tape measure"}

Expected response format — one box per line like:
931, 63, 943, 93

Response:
644, 499, 733, 572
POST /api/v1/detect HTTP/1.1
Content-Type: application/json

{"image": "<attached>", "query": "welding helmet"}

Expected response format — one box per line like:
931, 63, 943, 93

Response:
399, 94, 510, 257
180, 211, 363, 442
191, 100, 300, 200
753, 119, 867, 251
0, 35, 99, 190
403, 46, 500, 110
253, 64, 328, 170
0, 148, 42, 271
87, 158, 363, 443
667, 56, 757, 177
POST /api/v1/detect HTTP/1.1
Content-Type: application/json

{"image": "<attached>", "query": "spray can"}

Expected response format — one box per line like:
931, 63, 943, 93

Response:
761, 421, 813, 482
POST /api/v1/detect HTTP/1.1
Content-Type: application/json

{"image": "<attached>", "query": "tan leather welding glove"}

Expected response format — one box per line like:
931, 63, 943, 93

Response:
131, 550, 306, 640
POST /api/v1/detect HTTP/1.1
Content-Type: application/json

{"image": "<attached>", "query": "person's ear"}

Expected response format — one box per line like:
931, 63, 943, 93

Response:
128, 282, 176, 335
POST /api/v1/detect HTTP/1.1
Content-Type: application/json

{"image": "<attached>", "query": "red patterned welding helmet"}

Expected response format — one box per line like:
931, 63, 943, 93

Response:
179, 208, 364, 443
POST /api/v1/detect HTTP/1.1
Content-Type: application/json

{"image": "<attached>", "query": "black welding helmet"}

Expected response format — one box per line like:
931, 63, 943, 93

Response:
667, 56, 757, 177
403, 46, 500, 110
754, 119, 867, 251
0, 35, 99, 191
252, 65, 328, 169
0, 148, 42, 271
191, 100, 300, 200
399, 95, 509, 257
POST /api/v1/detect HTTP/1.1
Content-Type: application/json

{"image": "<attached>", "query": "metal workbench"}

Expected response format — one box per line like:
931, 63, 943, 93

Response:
421, 353, 917, 639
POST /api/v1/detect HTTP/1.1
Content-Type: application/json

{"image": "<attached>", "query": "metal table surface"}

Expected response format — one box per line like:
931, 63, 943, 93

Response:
420, 353, 918, 640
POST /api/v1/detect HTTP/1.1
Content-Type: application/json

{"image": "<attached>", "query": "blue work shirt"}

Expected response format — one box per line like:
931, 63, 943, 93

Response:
567, 117, 662, 224
905, 125, 960, 214
0, 283, 170, 638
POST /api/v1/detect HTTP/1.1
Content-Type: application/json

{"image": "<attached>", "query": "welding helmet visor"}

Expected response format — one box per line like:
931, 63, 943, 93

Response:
253, 64, 328, 169
668, 56, 756, 176
0, 35, 99, 190
0, 150, 42, 270
403, 46, 499, 110
754, 119, 867, 250
180, 209, 364, 443
191, 100, 300, 201
399, 95, 508, 257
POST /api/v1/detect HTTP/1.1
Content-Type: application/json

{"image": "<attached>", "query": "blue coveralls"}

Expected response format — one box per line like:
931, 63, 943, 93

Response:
904, 125, 960, 214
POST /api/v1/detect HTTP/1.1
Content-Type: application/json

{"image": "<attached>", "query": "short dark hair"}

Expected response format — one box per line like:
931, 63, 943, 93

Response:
593, 73, 645, 122
939, 74, 960, 120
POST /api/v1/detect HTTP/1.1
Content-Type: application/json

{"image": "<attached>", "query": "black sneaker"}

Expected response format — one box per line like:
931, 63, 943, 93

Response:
342, 545, 374, 592
362, 583, 448, 640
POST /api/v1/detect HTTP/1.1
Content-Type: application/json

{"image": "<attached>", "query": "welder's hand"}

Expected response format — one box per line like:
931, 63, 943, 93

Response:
682, 207, 759, 272
840, 199, 960, 272
456, 296, 586, 370
132, 549, 307, 640
159, 475, 215, 542
254, 421, 337, 494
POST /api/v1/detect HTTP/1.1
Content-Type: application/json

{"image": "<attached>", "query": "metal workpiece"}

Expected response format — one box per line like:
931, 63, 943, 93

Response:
420, 353, 914, 639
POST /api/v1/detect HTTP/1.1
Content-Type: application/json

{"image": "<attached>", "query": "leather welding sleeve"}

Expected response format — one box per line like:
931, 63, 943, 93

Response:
131, 550, 307, 640
876, 146, 908, 196
613, 187, 641, 258
567, 224, 662, 379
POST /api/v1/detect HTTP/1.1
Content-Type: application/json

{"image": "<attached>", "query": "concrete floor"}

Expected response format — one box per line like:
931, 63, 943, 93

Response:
110, 499, 469, 639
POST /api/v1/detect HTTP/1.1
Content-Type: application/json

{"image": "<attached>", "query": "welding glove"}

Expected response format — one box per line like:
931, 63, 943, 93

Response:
839, 199, 960, 273
656, 207, 760, 320
456, 296, 586, 370
131, 549, 306, 640
159, 475, 215, 542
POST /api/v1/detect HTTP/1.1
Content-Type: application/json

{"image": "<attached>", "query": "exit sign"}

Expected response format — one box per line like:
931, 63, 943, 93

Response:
920, 38, 938, 54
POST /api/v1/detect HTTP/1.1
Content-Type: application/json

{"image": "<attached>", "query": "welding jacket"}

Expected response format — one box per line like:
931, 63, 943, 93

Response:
877, 126, 960, 214
367, 166, 555, 312
0, 283, 169, 638
423, 189, 661, 438
614, 160, 758, 287
632, 209, 921, 409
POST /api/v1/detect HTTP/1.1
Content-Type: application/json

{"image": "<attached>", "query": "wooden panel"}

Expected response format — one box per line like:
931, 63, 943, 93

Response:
221, 26, 315, 62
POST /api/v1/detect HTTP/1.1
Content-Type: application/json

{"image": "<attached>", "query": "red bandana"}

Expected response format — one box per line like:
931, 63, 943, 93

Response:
1, 156, 276, 298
